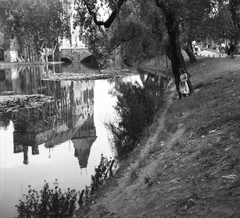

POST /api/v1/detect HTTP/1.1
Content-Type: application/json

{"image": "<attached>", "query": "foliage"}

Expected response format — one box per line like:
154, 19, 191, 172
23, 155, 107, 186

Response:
16, 181, 78, 218
203, 0, 240, 43
73, 0, 114, 68
15, 155, 116, 217
109, 1, 166, 66
179, 0, 213, 44
227, 0, 240, 41
73, 0, 240, 98
4, 0, 70, 56
107, 81, 161, 159
89, 154, 115, 194
74, 0, 166, 67
84, 25, 112, 68
203, 0, 234, 42
73, 0, 240, 62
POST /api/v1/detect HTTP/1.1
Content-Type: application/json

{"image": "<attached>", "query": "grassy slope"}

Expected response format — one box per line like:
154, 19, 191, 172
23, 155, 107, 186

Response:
75, 57, 240, 218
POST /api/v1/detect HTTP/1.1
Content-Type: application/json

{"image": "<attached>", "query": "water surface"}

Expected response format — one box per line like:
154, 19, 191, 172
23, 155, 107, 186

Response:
0, 63, 145, 218
0, 61, 166, 217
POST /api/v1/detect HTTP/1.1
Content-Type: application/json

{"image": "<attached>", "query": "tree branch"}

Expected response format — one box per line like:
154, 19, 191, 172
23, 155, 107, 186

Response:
83, 0, 127, 28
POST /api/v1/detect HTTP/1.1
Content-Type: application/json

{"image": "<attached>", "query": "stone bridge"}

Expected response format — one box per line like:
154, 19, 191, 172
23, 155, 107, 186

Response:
60, 48, 92, 63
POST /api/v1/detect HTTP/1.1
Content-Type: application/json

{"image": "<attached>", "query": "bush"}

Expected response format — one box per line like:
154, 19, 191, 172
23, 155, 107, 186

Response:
15, 155, 116, 217
16, 181, 78, 218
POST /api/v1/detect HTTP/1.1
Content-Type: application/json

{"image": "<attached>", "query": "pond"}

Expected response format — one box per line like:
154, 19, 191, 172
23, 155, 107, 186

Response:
0, 62, 164, 218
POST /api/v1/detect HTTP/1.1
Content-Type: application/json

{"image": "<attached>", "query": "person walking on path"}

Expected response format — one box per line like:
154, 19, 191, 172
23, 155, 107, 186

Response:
220, 42, 225, 55
229, 42, 236, 58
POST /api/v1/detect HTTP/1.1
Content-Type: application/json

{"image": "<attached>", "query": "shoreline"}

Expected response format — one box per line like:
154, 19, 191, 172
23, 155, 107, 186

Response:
0, 61, 63, 69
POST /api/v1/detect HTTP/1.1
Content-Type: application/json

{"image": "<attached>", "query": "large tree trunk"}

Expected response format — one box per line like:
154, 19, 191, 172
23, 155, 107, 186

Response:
167, 35, 194, 99
156, 1, 194, 99
183, 42, 197, 63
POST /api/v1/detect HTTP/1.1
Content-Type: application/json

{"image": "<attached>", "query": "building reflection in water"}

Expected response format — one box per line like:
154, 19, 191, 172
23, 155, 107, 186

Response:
73, 116, 97, 168
0, 66, 97, 169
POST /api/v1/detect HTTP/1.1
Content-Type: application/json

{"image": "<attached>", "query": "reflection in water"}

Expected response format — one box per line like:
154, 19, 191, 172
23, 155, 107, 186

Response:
5, 77, 96, 167
0, 63, 98, 95
108, 73, 165, 159
0, 66, 44, 95
73, 116, 97, 169
0, 64, 159, 218
0, 64, 101, 218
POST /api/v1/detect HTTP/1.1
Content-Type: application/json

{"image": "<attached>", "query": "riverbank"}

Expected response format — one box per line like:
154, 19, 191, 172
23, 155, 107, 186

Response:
74, 57, 240, 218
0, 61, 62, 69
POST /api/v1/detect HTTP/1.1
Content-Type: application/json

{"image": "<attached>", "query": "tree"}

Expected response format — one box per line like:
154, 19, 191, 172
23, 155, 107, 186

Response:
4, 0, 70, 61
73, 0, 128, 68
202, 0, 240, 44
179, 0, 213, 63
110, 1, 166, 66
74, 0, 204, 98
226, 0, 240, 42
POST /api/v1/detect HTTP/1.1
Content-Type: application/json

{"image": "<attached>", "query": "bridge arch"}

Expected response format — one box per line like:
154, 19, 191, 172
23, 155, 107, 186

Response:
61, 57, 72, 63
60, 48, 92, 63
80, 55, 98, 69
80, 55, 97, 64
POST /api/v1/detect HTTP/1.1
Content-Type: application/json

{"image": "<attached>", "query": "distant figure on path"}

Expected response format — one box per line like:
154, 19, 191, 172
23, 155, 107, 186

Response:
220, 42, 225, 55
225, 44, 230, 58
192, 40, 198, 56
229, 42, 235, 58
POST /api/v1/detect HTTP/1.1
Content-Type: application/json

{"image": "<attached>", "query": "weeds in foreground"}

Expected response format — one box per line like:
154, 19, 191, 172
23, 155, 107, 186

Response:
16, 155, 117, 218
16, 180, 78, 218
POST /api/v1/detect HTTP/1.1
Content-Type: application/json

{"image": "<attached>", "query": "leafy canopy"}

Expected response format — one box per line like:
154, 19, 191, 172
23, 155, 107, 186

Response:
4, 0, 70, 54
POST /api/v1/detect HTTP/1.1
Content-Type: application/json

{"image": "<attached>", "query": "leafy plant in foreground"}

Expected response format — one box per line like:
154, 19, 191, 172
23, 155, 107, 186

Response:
16, 180, 78, 218
15, 155, 117, 217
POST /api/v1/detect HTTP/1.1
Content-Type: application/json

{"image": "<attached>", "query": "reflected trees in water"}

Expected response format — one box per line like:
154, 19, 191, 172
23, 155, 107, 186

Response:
107, 80, 163, 159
